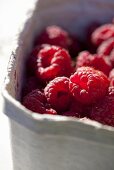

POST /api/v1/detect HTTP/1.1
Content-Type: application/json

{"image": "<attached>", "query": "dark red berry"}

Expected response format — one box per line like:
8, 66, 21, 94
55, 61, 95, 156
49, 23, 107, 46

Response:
27, 44, 51, 76
62, 99, 91, 118
97, 38, 114, 66
44, 77, 71, 112
69, 67, 109, 105
76, 51, 112, 76
109, 68, 114, 86
36, 45, 73, 82
22, 89, 46, 114
91, 24, 114, 47
35, 25, 70, 49
90, 86, 114, 127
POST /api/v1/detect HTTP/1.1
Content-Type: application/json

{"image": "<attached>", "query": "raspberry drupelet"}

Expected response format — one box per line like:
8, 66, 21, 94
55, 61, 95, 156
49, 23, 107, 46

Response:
34, 25, 70, 49
27, 44, 51, 76
22, 89, 57, 115
109, 68, 114, 86
90, 86, 114, 127
22, 89, 46, 114
91, 24, 114, 47
44, 77, 71, 112
34, 25, 80, 57
76, 51, 112, 76
36, 45, 73, 82
97, 38, 114, 66
69, 67, 109, 105
62, 98, 91, 118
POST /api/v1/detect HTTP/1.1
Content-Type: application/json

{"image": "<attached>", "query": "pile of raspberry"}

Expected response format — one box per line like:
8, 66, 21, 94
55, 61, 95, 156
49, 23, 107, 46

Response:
22, 23, 114, 127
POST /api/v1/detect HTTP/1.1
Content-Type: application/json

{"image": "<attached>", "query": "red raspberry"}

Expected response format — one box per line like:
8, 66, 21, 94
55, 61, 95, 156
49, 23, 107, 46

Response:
109, 68, 114, 86
27, 44, 50, 76
35, 25, 70, 49
44, 77, 71, 112
22, 89, 46, 114
97, 38, 114, 66
22, 89, 57, 115
76, 51, 112, 76
69, 67, 109, 105
34, 25, 80, 57
90, 86, 114, 127
36, 45, 73, 82
91, 24, 114, 47
62, 99, 91, 118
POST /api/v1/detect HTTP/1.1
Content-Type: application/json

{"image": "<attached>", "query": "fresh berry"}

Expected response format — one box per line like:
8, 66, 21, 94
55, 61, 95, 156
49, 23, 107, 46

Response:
35, 25, 70, 49
90, 86, 114, 127
76, 51, 112, 76
22, 89, 46, 114
62, 98, 91, 118
27, 44, 51, 76
22, 89, 57, 115
69, 67, 109, 104
36, 45, 73, 82
91, 24, 114, 47
34, 25, 81, 57
97, 38, 114, 66
109, 68, 114, 86
44, 77, 71, 112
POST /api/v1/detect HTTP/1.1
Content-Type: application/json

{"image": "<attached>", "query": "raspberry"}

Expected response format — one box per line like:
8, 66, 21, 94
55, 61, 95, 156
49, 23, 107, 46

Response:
27, 44, 50, 76
22, 89, 46, 114
76, 51, 112, 76
91, 24, 114, 47
22, 89, 57, 115
69, 67, 109, 104
97, 38, 114, 66
62, 99, 91, 118
109, 68, 114, 86
90, 86, 114, 127
44, 77, 71, 112
36, 45, 73, 82
34, 25, 81, 57
35, 25, 70, 49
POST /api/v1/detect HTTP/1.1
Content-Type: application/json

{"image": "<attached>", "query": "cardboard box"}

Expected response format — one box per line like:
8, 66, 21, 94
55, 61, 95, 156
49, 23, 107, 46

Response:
2, 0, 114, 169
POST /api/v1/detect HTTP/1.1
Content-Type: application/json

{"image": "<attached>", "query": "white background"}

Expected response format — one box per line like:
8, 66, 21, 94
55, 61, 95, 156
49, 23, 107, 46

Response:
0, 0, 35, 169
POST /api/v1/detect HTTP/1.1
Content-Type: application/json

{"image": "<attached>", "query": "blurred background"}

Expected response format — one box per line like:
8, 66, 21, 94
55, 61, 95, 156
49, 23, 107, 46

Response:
0, 0, 35, 169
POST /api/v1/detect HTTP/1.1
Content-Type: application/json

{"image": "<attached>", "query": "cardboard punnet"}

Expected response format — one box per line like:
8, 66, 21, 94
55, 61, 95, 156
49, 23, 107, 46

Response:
2, 0, 114, 169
